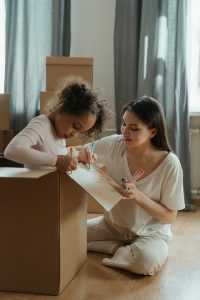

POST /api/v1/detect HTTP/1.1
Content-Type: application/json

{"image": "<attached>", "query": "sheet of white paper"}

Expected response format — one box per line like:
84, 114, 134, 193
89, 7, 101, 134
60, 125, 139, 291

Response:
67, 163, 122, 211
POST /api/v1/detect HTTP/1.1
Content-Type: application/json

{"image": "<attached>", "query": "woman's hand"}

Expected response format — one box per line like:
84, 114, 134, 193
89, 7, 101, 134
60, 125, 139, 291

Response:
119, 182, 142, 202
119, 182, 177, 224
55, 155, 78, 172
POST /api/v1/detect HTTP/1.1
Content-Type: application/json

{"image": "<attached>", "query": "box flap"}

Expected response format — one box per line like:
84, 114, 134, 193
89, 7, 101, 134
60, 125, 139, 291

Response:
0, 167, 55, 178
68, 164, 121, 211
46, 57, 93, 66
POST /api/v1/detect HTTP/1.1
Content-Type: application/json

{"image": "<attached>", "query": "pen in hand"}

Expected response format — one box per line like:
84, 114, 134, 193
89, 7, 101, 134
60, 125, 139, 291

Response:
128, 168, 144, 184
89, 142, 95, 170
121, 178, 129, 190
69, 146, 74, 158
120, 168, 144, 190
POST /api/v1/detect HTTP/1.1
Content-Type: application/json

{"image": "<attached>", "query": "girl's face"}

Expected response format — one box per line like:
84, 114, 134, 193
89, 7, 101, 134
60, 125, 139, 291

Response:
54, 112, 96, 139
121, 110, 156, 148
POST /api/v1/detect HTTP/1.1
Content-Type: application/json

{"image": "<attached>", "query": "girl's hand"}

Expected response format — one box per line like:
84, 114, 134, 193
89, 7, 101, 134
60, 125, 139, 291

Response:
119, 182, 141, 202
77, 147, 97, 164
55, 155, 78, 172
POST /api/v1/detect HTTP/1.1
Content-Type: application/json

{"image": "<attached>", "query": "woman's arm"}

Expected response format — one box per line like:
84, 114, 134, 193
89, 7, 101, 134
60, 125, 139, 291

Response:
119, 184, 177, 224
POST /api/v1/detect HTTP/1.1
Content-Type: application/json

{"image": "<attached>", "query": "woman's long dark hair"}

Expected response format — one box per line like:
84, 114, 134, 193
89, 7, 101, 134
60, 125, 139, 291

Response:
123, 96, 171, 152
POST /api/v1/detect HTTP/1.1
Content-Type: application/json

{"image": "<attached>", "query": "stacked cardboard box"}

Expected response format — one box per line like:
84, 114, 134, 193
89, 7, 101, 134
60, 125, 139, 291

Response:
0, 94, 13, 153
46, 56, 93, 91
40, 57, 94, 147
40, 56, 93, 116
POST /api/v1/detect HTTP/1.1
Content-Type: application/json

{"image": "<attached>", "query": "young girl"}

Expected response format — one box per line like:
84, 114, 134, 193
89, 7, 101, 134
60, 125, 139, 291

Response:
83, 96, 185, 276
4, 77, 109, 171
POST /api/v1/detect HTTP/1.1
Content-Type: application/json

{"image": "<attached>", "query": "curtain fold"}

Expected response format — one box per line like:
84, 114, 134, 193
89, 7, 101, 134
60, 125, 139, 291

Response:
114, 0, 195, 211
4, 0, 71, 134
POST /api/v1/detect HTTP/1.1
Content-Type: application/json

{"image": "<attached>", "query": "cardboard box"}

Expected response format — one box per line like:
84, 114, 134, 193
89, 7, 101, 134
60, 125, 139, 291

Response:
0, 154, 23, 167
0, 129, 13, 154
46, 57, 93, 91
0, 94, 10, 129
39, 91, 57, 114
0, 168, 88, 295
87, 195, 104, 214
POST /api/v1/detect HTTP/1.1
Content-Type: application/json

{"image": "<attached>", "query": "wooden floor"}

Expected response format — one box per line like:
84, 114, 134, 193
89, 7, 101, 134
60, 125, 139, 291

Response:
1, 207, 200, 300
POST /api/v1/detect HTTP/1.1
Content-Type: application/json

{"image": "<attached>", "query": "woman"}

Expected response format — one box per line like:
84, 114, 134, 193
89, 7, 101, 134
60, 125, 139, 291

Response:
85, 96, 185, 275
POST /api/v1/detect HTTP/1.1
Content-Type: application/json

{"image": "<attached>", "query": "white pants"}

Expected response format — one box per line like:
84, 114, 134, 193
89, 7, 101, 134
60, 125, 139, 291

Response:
87, 216, 168, 275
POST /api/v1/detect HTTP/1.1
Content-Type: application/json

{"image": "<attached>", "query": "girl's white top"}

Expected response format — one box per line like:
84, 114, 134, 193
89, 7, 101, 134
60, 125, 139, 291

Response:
4, 115, 68, 168
93, 134, 185, 241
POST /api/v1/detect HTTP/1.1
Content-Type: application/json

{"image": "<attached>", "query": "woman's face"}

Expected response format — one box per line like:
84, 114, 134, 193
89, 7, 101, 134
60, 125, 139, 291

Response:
53, 112, 96, 139
121, 110, 156, 148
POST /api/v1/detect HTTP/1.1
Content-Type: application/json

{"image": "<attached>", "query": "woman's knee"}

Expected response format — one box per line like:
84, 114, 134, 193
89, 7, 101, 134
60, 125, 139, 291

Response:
87, 216, 104, 241
129, 239, 169, 275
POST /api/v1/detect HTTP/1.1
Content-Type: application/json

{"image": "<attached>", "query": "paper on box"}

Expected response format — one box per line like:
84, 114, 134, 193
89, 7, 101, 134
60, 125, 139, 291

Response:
68, 163, 122, 211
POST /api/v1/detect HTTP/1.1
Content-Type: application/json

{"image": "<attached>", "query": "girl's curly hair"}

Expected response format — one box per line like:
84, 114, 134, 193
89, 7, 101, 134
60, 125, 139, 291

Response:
46, 76, 112, 139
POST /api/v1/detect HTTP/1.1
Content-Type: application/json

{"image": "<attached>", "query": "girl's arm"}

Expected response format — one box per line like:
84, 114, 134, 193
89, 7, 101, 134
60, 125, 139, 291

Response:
4, 134, 57, 167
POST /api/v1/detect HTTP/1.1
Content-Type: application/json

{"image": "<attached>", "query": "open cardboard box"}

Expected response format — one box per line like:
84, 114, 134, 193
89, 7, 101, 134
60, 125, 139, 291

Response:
0, 168, 88, 295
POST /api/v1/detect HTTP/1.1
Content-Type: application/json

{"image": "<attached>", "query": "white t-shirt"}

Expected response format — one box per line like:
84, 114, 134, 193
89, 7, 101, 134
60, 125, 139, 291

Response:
93, 134, 185, 241
4, 115, 68, 168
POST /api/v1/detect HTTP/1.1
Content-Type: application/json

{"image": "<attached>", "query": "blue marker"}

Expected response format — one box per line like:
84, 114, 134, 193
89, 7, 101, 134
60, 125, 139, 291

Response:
89, 142, 95, 170
121, 178, 128, 190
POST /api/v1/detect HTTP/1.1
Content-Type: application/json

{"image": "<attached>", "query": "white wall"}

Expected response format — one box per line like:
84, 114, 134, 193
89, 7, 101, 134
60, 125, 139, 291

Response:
71, 0, 116, 129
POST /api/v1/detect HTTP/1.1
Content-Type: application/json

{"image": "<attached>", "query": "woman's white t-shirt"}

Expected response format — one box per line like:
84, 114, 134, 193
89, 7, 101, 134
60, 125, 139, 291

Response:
93, 134, 185, 241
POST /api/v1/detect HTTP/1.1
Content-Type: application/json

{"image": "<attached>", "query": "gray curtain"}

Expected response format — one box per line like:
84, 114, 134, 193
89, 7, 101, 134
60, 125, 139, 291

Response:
114, 0, 196, 211
4, 0, 71, 134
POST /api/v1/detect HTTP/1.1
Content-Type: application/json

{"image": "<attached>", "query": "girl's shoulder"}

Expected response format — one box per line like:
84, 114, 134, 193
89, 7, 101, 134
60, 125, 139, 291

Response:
30, 114, 50, 125
28, 114, 52, 129
22, 115, 52, 137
